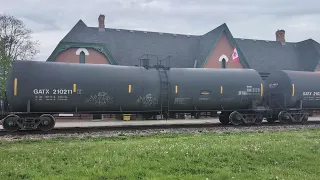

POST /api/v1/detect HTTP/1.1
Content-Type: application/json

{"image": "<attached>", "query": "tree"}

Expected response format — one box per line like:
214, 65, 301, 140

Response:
0, 13, 39, 99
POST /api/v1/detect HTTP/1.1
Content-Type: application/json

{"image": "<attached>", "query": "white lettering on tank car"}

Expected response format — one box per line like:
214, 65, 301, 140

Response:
77, 89, 83, 94
246, 86, 260, 93
53, 89, 73, 95
220, 98, 234, 102
35, 96, 43, 100
269, 83, 278, 89
33, 88, 73, 95
238, 91, 248, 95
303, 92, 312, 96
174, 98, 190, 105
34, 88, 73, 101
33, 89, 50, 95
303, 91, 320, 96
238, 86, 260, 96
199, 97, 210, 101
302, 91, 320, 101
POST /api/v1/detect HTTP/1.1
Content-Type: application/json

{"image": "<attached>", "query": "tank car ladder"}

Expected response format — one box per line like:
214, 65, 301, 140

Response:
158, 67, 170, 120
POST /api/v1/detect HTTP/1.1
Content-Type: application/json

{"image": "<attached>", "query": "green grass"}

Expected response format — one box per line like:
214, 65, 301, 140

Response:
0, 129, 320, 180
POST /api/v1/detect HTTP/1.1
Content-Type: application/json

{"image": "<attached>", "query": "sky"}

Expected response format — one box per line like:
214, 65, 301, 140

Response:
1, 0, 320, 61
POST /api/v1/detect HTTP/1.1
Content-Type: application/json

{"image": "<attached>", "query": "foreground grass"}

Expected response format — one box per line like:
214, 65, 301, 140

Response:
0, 129, 320, 180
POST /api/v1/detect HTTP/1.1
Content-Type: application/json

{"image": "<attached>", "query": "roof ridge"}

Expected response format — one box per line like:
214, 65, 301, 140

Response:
235, 37, 299, 44
60, 20, 87, 43
87, 23, 229, 37
202, 23, 227, 35
60, 19, 104, 44
195, 24, 226, 67
88, 26, 200, 36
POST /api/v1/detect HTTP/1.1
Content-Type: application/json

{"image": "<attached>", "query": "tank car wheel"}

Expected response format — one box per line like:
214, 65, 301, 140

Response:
254, 114, 264, 125
267, 117, 277, 123
38, 114, 56, 131
229, 111, 243, 125
218, 114, 230, 125
278, 111, 292, 124
2, 114, 20, 132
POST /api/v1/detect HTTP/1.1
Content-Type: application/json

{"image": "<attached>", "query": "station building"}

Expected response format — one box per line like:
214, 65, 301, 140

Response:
47, 15, 320, 73
46, 14, 320, 120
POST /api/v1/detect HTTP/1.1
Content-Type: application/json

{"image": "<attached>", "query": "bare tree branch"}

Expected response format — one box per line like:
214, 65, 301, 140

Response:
0, 13, 39, 61
0, 13, 40, 99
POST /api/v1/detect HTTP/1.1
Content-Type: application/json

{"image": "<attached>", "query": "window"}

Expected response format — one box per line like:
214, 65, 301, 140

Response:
79, 51, 85, 63
221, 58, 226, 68
218, 54, 228, 69
76, 48, 89, 64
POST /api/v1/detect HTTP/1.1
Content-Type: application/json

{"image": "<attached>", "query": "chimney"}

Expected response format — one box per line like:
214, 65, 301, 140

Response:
276, 29, 285, 44
98, 14, 105, 30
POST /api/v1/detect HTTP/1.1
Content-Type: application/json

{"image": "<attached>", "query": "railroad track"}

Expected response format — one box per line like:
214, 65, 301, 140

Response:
1, 120, 320, 137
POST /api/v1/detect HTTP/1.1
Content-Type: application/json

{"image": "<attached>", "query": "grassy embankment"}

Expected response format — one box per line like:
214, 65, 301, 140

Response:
0, 129, 320, 180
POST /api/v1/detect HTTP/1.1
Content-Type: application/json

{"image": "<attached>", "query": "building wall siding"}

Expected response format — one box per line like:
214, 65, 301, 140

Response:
55, 48, 109, 64
204, 32, 243, 69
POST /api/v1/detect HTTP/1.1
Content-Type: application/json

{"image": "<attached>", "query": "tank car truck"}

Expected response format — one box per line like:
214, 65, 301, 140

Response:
0, 59, 270, 132
262, 70, 320, 124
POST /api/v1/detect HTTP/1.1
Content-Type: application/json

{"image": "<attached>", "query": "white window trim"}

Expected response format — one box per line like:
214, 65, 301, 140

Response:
76, 48, 89, 55
218, 54, 229, 62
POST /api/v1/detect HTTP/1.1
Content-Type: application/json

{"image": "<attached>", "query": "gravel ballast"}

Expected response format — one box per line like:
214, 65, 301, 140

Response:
1, 123, 320, 141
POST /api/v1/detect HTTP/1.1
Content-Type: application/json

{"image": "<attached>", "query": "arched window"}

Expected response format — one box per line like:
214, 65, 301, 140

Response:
79, 51, 85, 64
221, 58, 226, 68
219, 54, 228, 69
76, 48, 89, 64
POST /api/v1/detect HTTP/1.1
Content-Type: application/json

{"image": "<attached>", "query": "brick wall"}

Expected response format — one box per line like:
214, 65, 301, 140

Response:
55, 47, 109, 64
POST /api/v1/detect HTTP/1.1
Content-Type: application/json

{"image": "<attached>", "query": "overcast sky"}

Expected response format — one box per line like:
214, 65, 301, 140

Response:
1, 0, 320, 61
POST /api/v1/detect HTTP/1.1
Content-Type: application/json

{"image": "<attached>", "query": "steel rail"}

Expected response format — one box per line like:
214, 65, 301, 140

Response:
1, 121, 320, 137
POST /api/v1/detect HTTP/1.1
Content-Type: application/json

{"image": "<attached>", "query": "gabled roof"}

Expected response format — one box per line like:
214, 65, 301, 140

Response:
296, 39, 320, 71
62, 20, 101, 43
196, 24, 225, 67
196, 23, 250, 68
309, 39, 320, 71
59, 20, 201, 68
235, 38, 320, 73
47, 20, 116, 64
48, 19, 320, 73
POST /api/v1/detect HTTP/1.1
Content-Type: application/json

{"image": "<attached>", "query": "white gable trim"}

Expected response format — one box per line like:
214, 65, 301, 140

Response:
76, 48, 89, 55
